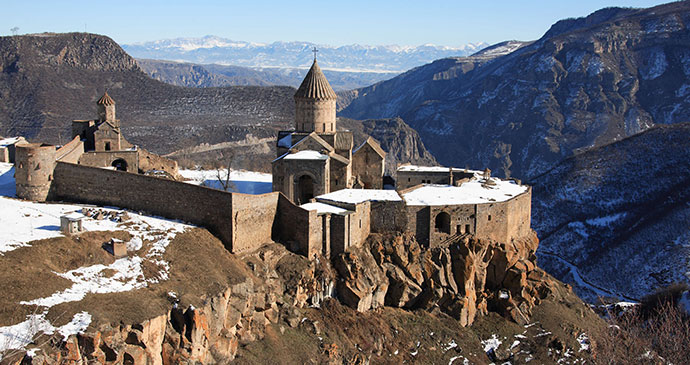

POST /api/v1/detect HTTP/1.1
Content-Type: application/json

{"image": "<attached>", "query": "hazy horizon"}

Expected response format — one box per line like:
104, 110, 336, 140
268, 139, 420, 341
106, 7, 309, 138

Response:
3, 0, 671, 48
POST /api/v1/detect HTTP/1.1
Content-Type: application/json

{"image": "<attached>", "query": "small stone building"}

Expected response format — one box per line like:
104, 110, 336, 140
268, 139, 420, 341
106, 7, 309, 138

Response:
72, 92, 179, 177
272, 59, 386, 204
396, 164, 475, 190
60, 212, 85, 234
0, 137, 26, 163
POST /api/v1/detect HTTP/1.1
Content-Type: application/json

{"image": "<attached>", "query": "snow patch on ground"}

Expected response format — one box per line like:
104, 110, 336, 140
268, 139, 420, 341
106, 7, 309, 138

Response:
0, 311, 92, 355
0, 161, 191, 355
179, 168, 272, 195
481, 334, 502, 353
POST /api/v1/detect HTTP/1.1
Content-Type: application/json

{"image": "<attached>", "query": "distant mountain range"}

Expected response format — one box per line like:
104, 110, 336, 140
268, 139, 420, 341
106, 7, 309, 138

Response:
136, 59, 400, 91
339, 2, 690, 180
123, 36, 488, 73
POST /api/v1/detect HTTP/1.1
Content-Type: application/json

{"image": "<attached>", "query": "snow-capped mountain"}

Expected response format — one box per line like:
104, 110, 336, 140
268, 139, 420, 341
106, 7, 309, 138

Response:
122, 36, 488, 73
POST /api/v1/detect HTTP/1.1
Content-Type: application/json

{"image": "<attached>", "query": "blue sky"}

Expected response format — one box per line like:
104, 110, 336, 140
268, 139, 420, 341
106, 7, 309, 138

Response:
2, 0, 672, 46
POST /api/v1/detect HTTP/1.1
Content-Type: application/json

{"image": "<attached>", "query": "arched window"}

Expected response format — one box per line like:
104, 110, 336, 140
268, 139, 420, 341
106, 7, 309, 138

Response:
297, 174, 314, 204
112, 158, 128, 171
435, 212, 451, 234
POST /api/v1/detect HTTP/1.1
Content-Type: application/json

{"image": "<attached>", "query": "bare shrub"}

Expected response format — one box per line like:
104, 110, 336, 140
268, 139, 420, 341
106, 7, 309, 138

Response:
591, 290, 690, 364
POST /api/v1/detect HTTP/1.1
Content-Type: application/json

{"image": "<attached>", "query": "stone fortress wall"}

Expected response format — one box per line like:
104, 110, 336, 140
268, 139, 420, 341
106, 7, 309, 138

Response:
50, 161, 319, 254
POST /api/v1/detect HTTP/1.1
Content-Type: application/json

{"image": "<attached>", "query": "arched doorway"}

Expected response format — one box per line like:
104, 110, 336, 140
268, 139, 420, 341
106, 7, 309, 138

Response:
297, 174, 314, 204
112, 158, 128, 171
435, 212, 451, 234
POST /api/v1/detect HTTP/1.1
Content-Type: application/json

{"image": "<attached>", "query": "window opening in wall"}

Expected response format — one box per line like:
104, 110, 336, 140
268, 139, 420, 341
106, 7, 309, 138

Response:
297, 174, 314, 205
435, 212, 451, 234
408, 178, 411, 182
359, 219, 362, 228
112, 158, 128, 171
35, 163, 40, 170
465, 224, 470, 233
488, 215, 492, 221
457, 225, 461, 234
105, 142, 111, 151
335, 179, 338, 186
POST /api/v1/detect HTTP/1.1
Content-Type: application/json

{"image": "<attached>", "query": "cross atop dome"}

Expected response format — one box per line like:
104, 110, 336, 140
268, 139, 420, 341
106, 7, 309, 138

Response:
312, 47, 318, 61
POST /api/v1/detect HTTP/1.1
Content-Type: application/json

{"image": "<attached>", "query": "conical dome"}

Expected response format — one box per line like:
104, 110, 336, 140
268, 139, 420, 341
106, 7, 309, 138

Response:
97, 91, 116, 105
294, 60, 337, 100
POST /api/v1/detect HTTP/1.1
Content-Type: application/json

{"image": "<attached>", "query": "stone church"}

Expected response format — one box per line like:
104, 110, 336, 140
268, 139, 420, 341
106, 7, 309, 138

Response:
272, 59, 386, 204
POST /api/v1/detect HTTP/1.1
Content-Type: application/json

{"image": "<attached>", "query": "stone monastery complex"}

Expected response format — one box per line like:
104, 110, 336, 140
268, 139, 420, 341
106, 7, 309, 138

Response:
4, 59, 532, 259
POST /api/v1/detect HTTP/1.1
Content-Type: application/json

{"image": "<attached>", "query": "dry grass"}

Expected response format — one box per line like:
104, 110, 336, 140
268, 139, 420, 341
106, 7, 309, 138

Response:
591, 286, 690, 364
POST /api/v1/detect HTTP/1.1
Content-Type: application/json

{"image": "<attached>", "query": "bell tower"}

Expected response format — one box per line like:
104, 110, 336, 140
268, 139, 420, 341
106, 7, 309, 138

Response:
97, 91, 117, 126
294, 52, 337, 134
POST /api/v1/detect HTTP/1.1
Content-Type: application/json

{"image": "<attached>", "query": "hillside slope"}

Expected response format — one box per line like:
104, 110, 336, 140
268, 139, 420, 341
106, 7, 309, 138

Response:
341, 2, 690, 179
0, 33, 435, 171
529, 123, 690, 301
137, 59, 399, 91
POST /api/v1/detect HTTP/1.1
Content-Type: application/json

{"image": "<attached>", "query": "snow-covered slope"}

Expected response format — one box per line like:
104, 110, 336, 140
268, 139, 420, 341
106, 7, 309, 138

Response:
529, 123, 690, 302
0, 162, 192, 355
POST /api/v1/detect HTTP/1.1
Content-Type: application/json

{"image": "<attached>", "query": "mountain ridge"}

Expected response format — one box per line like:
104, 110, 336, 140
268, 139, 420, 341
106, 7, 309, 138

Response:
123, 36, 489, 73
339, 2, 690, 180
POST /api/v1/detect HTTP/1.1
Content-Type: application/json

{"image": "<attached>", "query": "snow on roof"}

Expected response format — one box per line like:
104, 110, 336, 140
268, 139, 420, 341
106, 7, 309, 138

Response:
283, 150, 329, 160
317, 189, 402, 204
62, 212, 85, 220
402, 178, 528, 206
397, 165, 479, 173
397, 165, 451, 172
300, 202, 349, 215
0, 137, 22, 147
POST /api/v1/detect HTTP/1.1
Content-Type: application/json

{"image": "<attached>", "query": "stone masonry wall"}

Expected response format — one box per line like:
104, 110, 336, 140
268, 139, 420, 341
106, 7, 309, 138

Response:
370, 201, 407, 233
55, 136, 84, 164
405, 189, 532, 247
230, 193, 279, 253
138, 148, 179, 178
275, 194, 322, 257
78, 150, 139, 173
15, 143, 57, 202
51, 162, 237, 251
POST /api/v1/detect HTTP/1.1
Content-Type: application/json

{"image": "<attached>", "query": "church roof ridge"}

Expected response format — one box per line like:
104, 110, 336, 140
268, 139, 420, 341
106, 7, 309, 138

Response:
97, 91, 115, 106
294, 60, 337, 100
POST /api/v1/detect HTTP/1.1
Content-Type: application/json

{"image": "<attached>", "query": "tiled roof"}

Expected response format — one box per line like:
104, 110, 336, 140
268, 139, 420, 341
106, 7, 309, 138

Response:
294, 60, 337, 100
97, 91, 115, 105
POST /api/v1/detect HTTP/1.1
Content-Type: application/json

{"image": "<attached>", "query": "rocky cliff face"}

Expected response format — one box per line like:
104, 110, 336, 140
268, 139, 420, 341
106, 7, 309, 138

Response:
18, 230, 598, 364
529, 123, 690, 302
340, 2, 690, 179
22, 242, 336, 364
333, 232, 556, 327
339, 117, 438, 174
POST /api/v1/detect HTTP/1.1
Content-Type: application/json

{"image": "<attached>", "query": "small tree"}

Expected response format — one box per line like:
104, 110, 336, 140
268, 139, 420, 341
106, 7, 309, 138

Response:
10, 27, 19, 36
215, 151, 235, 192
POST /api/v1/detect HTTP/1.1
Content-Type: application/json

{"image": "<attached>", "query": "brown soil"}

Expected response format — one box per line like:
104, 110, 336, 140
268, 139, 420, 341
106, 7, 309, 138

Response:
1, 227, 253, 332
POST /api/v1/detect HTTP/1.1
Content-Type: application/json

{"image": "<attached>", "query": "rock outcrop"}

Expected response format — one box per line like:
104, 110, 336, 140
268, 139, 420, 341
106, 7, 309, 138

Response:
19, 231, 561, 363
22, 243, 336, 364
333, 232, 559, 326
